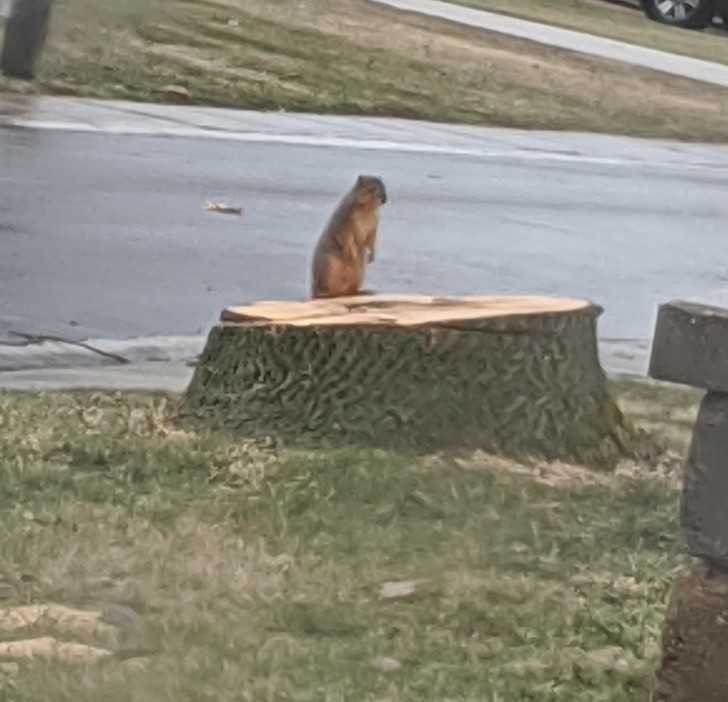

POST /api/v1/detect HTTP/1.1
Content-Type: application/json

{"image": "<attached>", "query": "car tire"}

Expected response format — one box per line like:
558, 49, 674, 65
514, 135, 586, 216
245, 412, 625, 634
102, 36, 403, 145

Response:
640, 0, 715, 28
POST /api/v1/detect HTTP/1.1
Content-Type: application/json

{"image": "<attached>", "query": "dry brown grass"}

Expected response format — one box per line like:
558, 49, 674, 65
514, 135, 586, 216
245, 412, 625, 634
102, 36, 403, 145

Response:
452, 0, 728, 65
1, 0, 728, 139
0, 378, 694, 701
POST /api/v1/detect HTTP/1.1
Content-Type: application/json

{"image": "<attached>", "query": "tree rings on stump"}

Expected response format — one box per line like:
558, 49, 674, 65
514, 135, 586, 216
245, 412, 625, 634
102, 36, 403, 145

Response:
181, 294, 635, 465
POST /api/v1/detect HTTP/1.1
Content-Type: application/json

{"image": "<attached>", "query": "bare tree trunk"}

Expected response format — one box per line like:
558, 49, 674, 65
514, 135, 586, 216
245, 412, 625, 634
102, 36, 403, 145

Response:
1, 0, 53, 80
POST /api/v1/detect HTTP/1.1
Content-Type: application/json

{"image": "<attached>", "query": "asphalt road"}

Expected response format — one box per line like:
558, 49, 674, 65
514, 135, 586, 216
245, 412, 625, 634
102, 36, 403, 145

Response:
2, 125, 728, 374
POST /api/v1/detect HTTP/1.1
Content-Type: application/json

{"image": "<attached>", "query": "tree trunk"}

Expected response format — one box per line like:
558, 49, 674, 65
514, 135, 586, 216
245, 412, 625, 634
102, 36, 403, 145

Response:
181, 294, 636, 466
1, 0, 53, 80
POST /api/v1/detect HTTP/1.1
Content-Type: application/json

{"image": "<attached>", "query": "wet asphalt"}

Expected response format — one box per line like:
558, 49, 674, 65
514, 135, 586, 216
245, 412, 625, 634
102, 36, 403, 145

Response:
2, 123, 728, 375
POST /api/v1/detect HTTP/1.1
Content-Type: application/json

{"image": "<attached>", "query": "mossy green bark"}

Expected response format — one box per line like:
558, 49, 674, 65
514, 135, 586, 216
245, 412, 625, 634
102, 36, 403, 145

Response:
181, 304, 636, 466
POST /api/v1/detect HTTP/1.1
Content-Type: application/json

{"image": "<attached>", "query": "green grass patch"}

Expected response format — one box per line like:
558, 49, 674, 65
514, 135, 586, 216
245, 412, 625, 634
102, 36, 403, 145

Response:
0, 379, 696, 700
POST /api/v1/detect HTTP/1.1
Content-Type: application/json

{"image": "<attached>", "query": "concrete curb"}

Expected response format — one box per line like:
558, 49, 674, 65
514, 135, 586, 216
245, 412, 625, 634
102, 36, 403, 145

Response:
0, 362, 195, 393
3, 96, 728, 171
0, 335, 204, 373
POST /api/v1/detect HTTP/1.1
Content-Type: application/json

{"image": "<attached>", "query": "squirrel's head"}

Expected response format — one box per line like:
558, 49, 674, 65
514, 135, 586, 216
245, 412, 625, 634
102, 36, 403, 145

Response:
355, 175, 387, 206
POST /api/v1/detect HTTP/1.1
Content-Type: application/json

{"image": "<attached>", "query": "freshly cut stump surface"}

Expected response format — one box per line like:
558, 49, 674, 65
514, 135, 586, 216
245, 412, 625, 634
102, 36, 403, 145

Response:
182, 294, 635, 465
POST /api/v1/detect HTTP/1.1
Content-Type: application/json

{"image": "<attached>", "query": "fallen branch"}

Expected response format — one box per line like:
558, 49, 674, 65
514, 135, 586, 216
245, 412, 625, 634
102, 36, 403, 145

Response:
0, 604, 118, 642
8, 332, 130, 365
0, 636, 112, 663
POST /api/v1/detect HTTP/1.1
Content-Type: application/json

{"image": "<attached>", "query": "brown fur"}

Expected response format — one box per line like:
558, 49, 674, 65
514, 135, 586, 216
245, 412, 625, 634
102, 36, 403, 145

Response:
310, 175, 387, 299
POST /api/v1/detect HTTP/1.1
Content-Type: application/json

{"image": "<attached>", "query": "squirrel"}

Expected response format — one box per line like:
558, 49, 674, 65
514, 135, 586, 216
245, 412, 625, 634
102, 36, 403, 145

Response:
310, 175, 387, 299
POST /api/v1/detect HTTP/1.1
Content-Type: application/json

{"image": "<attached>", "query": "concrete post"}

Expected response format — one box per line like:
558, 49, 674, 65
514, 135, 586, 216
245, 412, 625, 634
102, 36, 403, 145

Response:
1, 0, 53, 80
649, 300, 728, 701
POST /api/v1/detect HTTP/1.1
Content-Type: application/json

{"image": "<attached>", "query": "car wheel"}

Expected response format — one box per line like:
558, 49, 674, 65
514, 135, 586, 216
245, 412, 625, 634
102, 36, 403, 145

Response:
640, 0, 715, 28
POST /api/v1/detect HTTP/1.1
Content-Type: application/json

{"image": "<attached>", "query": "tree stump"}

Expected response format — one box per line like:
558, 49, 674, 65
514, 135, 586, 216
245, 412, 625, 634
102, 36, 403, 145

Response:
1, 0, 53, 80
181, 294, 635, 465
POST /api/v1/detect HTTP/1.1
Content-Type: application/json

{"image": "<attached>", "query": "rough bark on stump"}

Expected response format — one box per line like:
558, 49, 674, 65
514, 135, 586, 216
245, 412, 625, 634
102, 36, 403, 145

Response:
654, 567, 728, 702
181, 295, 636, 465
1, 0, 53, 80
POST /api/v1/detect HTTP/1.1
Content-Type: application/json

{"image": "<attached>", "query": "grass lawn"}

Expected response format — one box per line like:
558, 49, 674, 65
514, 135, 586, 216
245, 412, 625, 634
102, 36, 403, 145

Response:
446, 0, 728, 65
0, 378, 697, 700
1, 0, 728, 140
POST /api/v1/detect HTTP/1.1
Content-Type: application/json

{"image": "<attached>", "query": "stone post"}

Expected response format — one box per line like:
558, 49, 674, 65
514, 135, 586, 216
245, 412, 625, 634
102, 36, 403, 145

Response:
650, 300, 728, 701
1, 0, 53, 80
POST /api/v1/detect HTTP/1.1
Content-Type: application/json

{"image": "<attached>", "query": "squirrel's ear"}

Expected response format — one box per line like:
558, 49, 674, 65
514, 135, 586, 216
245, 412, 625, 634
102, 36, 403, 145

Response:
356, 175, 365, 185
